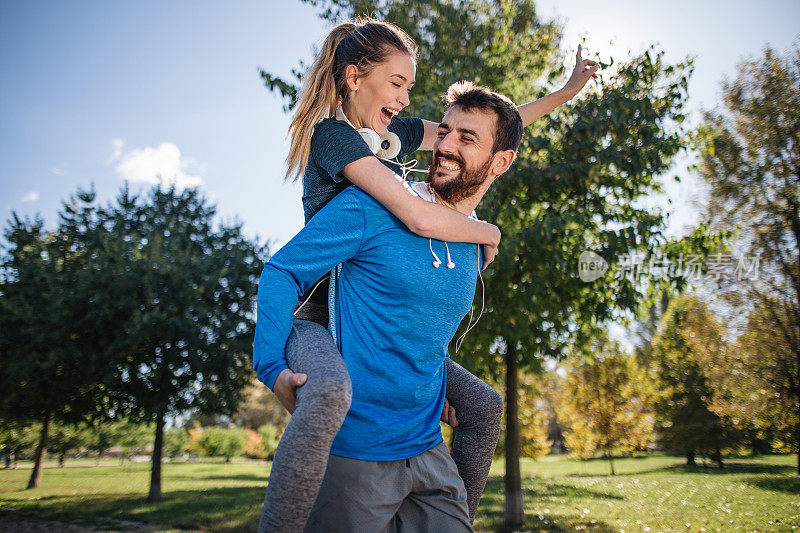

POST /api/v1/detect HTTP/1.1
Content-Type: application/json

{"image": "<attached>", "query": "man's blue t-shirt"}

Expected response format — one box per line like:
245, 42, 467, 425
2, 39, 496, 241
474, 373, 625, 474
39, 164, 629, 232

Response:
253, 186, 481, 461
302, 116, 424, 223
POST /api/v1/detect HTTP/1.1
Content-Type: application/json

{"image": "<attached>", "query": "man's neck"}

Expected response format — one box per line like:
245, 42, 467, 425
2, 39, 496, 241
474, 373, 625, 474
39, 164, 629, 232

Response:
427, 181, 490, 216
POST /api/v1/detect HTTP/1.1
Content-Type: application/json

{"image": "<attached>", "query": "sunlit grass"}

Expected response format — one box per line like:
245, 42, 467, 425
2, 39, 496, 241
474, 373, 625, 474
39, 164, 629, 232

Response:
477, 454, 799, 532
1, 454, 797, 532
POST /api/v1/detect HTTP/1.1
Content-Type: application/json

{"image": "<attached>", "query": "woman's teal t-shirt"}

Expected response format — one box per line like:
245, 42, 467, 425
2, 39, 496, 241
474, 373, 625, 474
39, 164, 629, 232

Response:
301, 115, 424, 223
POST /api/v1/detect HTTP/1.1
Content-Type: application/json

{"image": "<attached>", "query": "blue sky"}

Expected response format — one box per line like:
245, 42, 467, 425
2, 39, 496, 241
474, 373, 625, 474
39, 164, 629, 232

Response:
1, 0, 799, 254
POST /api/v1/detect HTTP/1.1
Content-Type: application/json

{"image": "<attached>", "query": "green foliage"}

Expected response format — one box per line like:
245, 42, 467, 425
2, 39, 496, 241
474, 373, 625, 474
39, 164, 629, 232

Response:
233, 377, 290, 430
256, 424, 281, 459
722, 302, 799, 455
651, 295, 735, 465
48, 423, 91, 466
495, 373, 553, 459
557, 335, 655, 472
0, 419, 39, 463
520, 409, 552, 460
163, 428, 190, 459
114, 421, 154, 459
193, 426, 248, 461
562, 418, 598, 461
85, 422, 120, 459
1, 184, 266, 493
89, 186, 266, 424
0, 200, 115, 425
695, 39, 800, 472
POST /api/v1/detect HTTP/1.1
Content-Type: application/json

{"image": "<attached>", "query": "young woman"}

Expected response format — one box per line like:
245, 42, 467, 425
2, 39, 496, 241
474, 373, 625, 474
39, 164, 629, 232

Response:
258, 18, 598, 532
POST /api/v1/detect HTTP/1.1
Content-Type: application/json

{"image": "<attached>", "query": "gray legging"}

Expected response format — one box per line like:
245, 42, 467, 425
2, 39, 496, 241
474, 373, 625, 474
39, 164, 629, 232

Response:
258, 308, 503, 532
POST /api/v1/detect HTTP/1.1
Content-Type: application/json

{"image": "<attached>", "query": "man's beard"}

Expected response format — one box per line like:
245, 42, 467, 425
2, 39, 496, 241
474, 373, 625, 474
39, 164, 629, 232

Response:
427, 153, 493, 205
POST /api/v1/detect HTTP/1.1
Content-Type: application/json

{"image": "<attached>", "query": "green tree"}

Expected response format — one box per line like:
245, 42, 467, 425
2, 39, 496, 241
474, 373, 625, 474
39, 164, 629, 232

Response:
85, 422, 121, 464
494, 373, 553, 460
93, 186, 265, 501
163, 427, 191, 459
48, 423, 90, 467
0, 196, 115, 488
710, 301, 798, 456
651, 295, 735, 467
557, 335, 654, 475
114, 421, 154, 461
257, 423, 282, 460
696, 41, 800, 473
195, 426, 248, 461
233, 377, 290, 430
0, 419, 39, 468
520, 409, 551, 460
263, 1, 713, 524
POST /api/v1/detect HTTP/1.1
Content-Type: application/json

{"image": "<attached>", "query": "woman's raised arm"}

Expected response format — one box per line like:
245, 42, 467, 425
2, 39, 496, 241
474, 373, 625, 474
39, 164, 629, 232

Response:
417, 45, 600, 151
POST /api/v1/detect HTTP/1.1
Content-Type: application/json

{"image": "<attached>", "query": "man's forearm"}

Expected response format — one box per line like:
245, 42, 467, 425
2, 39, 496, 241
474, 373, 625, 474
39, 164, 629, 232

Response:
252, 188, 366, 389
253, 264, 304, 389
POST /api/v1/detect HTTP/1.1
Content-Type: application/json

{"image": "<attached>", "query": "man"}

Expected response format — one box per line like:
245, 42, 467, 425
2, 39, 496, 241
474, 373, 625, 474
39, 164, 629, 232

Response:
253, 81, 523, 531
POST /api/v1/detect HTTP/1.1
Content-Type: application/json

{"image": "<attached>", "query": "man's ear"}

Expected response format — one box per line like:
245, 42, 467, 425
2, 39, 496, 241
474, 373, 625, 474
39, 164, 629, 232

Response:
345, 64, 360, 92
491, 149, 516, 177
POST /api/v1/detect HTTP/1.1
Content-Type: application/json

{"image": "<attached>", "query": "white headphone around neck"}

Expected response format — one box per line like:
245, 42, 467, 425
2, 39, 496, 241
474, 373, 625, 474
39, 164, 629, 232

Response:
335, 107, 402, 159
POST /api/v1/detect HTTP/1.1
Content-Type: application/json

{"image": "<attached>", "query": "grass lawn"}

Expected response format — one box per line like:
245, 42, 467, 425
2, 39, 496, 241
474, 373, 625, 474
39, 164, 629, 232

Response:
0, 454, 797, 532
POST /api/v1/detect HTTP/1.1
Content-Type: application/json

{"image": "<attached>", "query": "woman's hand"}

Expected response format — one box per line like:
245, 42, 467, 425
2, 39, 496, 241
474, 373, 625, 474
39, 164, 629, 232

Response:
562, 44, 600, 99
481, 221, 500, 270
482, 242, 498, 270
272, 368, 308, 414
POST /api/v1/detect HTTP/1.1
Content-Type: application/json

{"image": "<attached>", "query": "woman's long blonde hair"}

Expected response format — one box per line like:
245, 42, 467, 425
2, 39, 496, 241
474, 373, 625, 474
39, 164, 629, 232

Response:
285, 17, 417, 182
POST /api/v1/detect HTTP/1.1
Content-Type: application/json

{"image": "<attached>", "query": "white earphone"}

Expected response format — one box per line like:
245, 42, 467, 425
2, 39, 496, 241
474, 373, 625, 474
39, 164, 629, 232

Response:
335, 107, 401, 159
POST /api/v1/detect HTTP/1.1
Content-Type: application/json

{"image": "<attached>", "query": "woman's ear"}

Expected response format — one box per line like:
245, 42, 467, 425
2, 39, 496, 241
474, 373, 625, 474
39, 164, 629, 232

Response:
345, 64, 360, 92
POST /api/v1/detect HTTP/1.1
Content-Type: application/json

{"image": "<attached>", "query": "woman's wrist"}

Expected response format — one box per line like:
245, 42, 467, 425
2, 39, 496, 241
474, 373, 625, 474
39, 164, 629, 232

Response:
485, 221, 501, 247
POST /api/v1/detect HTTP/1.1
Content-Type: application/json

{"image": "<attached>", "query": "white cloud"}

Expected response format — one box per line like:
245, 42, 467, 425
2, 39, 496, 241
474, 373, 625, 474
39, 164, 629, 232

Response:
21, 191, 40, 202
104, 138, 125, 165
51, 167, 65, 175
115, 142, 204, 189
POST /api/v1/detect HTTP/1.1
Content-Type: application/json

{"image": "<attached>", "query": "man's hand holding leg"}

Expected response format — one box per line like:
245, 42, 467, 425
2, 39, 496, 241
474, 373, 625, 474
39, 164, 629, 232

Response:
273, 368, 308, 414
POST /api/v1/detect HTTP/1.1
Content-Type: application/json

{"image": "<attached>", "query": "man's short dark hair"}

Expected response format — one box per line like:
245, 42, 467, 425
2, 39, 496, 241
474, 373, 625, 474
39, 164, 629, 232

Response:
443, 81, 523, 154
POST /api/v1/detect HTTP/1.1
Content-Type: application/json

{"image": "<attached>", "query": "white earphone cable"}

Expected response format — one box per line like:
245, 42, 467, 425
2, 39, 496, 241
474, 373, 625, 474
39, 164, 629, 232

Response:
454, 248, 485, 353
293, 275, 329, 317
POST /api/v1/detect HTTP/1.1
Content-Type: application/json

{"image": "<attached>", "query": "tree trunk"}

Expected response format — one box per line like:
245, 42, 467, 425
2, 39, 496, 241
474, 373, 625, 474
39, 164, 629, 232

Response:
606, 452, 616, 476
146, 409, 166, 503
711, 448, 724, 469
685, 450, 696, 466
58, 453, 65, 467
27, 410, 50, 489
504, 343, 525, 527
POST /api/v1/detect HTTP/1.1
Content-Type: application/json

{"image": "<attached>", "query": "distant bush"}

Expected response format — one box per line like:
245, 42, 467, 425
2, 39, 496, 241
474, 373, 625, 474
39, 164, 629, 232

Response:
192, 427, 248, 461
257, 424, 281, 460
164, 428, 190, 458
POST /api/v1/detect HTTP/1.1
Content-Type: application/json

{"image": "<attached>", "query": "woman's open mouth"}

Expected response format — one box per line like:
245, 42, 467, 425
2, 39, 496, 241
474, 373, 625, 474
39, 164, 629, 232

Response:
380, 107, 398, 126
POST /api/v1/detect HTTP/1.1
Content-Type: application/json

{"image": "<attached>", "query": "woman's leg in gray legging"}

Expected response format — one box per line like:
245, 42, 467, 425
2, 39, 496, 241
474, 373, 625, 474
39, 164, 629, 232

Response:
258, 319, 352, 533
445, 358, 504, 523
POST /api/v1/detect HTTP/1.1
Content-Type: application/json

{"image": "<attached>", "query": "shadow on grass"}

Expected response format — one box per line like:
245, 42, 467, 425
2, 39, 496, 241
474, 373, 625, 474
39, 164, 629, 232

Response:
568, 459, 794, 478
742, 475, 800, 494
3, 486, 265, 532
474, 478, 617, 532
166, 473, 267, 483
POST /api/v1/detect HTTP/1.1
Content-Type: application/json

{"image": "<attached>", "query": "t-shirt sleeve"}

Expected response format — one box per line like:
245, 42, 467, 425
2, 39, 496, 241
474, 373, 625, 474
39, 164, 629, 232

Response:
311, 119, 375, 184
252, 188, 366, 389
389, 116, 425, 157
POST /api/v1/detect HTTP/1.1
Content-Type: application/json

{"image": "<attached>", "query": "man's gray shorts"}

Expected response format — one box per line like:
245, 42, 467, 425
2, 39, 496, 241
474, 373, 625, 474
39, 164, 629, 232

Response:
304, 442, 472, 532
